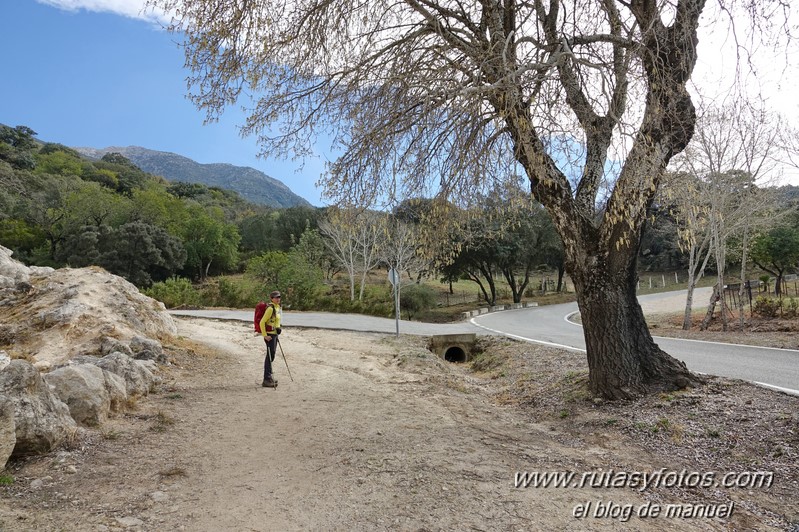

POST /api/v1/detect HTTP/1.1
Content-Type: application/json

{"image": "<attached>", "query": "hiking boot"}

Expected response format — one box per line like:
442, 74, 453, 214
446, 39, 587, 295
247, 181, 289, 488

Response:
262, 378, 277, 388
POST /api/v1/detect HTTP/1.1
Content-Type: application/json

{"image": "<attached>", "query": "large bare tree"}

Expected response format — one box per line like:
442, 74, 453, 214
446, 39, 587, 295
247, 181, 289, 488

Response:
147, 0, 790, 398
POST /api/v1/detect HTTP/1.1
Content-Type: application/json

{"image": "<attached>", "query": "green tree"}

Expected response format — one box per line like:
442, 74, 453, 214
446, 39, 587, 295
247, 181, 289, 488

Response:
64, 182, 129, 228
180, 206, 240, 280
55, 222, 186, 286
80, 163, 120, 189
238, 211, 279, 253
0, 219, 46, 260
34, 150, 84, 177
246, 250, 323, 309
293, 228, 338, 281
20, 174, 81, 263
0, 125, 38, 170
246, 251, 290, 287
639, 205, 685, 272
102, 221, 187, 286
39, 143, 82, 158
129, 182, 189, 235
441, 217, 502, 306
95, 154, 148, 195
56, 225, 106, 267
399, 283, 437, 320
751, 227, 799, 297
274, 207, 322, 250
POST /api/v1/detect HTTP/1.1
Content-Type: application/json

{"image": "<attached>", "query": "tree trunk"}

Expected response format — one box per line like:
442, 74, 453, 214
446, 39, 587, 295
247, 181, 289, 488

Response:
477, 264, 497, 305
683, 245, 697, 330
467, 273, 490, 305
775, 270, 784, 297
499, 0, 705, 399
571, 259, 698, 400
700, 285, 719, 331
683, 240, 712, 330
738, 228, 749, 330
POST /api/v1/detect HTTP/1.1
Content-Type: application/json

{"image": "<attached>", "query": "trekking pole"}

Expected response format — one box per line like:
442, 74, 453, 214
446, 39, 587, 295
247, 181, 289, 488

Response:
276, 337, 294, 382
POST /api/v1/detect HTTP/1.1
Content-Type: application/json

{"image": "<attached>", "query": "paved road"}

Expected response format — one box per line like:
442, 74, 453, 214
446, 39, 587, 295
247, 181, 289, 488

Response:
172, 289, 799, 395
470, 289, 799, 396
171, 309, 483, 336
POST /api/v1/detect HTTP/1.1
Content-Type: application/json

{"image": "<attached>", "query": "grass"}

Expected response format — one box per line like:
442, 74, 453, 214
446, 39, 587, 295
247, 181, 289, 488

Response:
160, 265, 777, 325
102, 429, 122, 441
151, 410, 176, 432
0, 474, 14, 486
158, 465, 187, 478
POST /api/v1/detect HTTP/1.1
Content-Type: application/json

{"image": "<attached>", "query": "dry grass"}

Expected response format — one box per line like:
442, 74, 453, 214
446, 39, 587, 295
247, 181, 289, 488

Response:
646, 311, 799, 350
469, 336, 799, 527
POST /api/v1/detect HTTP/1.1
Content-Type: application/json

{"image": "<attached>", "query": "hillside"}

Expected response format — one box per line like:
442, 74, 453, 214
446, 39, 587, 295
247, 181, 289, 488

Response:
76, 146, 312, 208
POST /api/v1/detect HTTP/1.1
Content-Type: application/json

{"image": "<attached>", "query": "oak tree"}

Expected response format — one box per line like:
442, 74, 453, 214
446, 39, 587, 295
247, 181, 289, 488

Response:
149, 0, 791, 398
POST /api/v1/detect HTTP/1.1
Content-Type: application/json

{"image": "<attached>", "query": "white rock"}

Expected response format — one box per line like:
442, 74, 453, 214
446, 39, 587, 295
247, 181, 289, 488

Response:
0, 397, 15, 470
150, 490, 169, 502
0, 360, 77, 456
115, 516, 144, 528
93, 352, 157, 397
43, 365, 112, 427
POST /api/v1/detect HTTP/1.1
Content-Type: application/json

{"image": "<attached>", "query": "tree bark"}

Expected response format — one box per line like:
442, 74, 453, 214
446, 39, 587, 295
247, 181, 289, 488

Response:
683, 239, 712, 330
738, 228, 750, 329
569, 244, 699, 399
683, 245, 697, 330
700, 285, 720, 331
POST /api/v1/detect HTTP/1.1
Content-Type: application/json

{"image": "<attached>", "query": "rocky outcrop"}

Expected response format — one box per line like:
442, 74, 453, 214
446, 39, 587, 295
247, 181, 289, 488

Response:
130, 335, 167, 363
0, 245, 177, 369
0, 246, 52, 290
0, 360, 77, 457
0, 246, 172, 462
43, 365, 127, 427
0, 245, 33, 288
100, 337, 134, 358
93, 352, 158, 398
0, 397, 15, 470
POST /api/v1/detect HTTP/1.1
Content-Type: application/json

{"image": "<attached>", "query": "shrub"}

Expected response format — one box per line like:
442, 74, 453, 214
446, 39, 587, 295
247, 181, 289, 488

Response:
753, 296, 782, 318
399, 283, 437, 320
784, 297, 799, 319
246, 251, 326, 310
143, 277, 200, 308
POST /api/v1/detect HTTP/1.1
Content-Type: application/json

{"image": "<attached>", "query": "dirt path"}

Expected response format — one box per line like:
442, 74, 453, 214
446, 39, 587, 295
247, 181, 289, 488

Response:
1, 318, 786, 530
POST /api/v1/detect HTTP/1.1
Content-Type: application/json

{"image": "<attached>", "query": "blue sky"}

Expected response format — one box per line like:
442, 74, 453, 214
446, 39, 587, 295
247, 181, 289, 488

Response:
1, 0, 329, 205
2, 0, 798, 202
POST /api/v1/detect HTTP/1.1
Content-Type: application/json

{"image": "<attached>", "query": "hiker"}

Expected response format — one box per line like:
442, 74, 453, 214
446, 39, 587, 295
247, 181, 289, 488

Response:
259, 290, 283, 388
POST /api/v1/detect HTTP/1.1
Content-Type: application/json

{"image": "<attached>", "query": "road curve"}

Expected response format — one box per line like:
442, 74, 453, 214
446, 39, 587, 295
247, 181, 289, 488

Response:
171, 288, 799, 396
470, 291, 799, 396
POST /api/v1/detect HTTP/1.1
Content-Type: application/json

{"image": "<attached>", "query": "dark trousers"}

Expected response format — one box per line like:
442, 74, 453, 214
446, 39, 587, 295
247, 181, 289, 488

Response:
263, 335, 277, 380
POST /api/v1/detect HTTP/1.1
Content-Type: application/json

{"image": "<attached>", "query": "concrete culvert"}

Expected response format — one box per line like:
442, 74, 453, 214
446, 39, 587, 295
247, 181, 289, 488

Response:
429, 334, 476, 363
443, 346, 467, 363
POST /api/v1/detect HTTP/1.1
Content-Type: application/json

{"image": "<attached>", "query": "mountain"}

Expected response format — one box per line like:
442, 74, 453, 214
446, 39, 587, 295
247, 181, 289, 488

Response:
75, 146, 312, 208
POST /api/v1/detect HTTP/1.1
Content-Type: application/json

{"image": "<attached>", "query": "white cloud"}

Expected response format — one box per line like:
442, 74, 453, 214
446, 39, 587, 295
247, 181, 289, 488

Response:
36, 0, 168, 23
